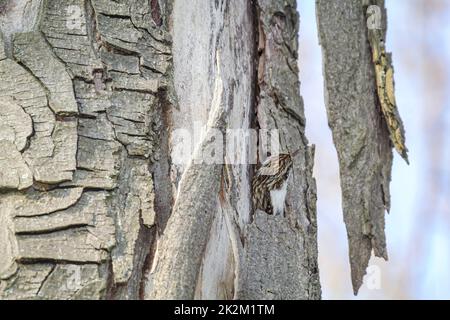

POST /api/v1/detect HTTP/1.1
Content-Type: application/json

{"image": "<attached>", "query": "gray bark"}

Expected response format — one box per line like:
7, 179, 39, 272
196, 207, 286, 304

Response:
1, 0, 171, 299
316, 0, 397, 294
145, 0, 320, 300
239, 0, 320, 299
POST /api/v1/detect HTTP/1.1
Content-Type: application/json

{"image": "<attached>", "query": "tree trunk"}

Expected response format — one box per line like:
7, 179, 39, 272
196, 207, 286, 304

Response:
316, 0, 406, 295
0, 0, 320, 300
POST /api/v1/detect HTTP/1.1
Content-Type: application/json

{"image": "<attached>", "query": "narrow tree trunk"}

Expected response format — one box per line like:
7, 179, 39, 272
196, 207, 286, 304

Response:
316, 0, 405, 294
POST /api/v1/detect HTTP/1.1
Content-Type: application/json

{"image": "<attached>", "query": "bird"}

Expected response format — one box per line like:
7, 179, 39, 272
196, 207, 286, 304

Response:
252, 150, 300, 216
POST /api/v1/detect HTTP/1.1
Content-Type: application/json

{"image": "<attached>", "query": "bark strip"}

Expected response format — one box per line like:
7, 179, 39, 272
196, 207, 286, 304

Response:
316, 0, 394, 294
148, 54, 228, 299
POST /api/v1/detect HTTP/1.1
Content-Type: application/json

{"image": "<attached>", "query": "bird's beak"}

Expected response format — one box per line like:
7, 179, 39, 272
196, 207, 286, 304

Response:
291, 149, 301, 157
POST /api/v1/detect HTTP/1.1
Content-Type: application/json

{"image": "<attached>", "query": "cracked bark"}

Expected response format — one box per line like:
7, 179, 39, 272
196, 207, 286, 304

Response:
1, 0, 320, 300
0, 0, 169, 299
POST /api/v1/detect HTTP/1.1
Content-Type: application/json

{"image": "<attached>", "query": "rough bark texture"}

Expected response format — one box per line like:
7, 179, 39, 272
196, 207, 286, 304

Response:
1, 0, 320, 300
0, 0, 172, 299
145, 0, 320, 300
240, 0, 320, 299
316, 0, 393, 294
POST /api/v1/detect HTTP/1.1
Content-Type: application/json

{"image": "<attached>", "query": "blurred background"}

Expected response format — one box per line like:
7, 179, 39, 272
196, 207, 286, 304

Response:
299, 0, 450, 299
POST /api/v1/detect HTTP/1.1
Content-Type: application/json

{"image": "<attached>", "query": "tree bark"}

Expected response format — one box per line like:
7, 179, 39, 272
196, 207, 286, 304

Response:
0, 0, 320, 300
316, 0, 404, 294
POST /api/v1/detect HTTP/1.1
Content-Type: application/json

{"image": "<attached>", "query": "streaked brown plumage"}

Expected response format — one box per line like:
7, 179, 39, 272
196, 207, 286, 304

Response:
252, 151, 297, 215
